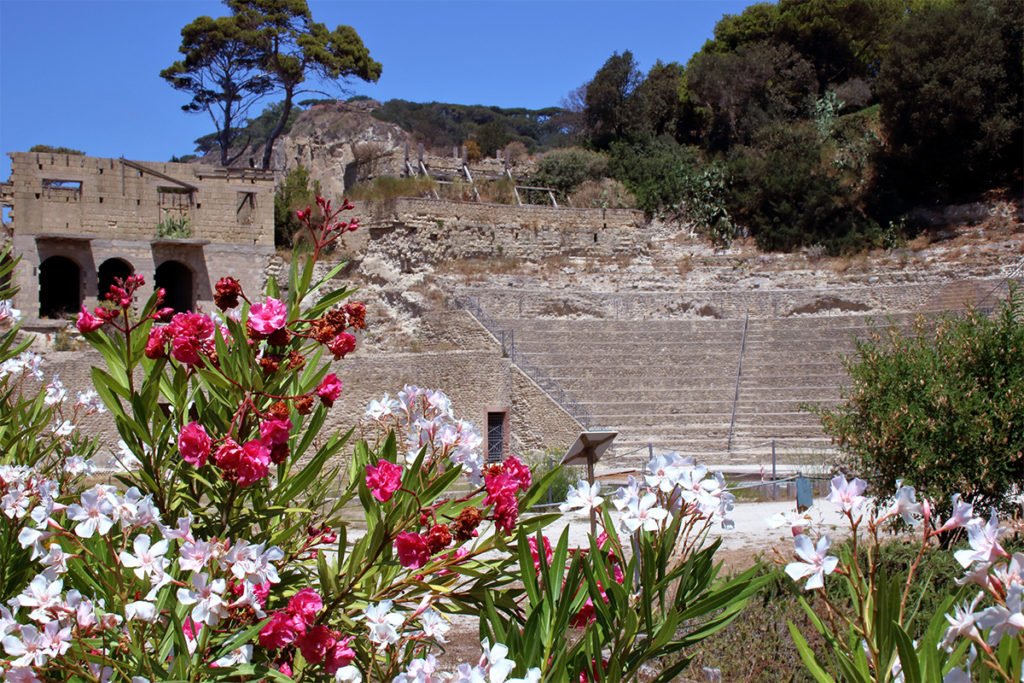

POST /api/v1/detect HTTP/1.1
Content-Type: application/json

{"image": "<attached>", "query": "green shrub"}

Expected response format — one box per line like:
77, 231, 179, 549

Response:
347, 175, 437, 203
274, 165, 321, 247
818, 289, 1024, 516
531, 147, 609, 198
608, 137, 699, 215
726, 122, 879, 254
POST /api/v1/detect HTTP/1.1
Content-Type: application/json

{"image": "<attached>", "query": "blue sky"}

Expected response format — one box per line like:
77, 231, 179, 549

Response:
0, 0, 754, 178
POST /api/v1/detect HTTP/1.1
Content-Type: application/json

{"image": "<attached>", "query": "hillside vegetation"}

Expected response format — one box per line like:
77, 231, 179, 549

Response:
183, 0, 1022, 255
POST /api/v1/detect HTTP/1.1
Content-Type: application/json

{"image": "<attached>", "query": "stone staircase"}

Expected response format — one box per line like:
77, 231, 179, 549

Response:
472, 311, 924, 470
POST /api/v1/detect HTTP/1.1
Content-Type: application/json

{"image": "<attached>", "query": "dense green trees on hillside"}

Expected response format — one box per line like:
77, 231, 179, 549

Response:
564, 0, 1022, 253
173, 0, 1021, 254
370, 100, 572, 154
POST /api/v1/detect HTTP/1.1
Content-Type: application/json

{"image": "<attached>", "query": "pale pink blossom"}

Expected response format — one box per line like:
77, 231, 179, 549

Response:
177, 573, 228, 626
827, 474, 867, 515
786, 534, 839, 590
954, 511, 1007, 568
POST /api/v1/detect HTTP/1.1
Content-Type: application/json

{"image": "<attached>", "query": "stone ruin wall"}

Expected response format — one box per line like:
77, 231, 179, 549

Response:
352, 197, 647, 262
3, 152, 276, 319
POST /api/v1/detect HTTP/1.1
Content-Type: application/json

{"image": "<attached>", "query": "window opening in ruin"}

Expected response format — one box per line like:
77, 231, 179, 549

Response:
158, 187, 194, 238
236, 192, 256, 226
42, 179, 82, 202
155, 260, 194, 314
98, 259, 133, 300
486, 412, 506, 463
39, 256, 82, 319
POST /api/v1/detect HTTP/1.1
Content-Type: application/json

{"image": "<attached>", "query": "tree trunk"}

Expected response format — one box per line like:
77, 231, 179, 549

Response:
261, 89, 294, 170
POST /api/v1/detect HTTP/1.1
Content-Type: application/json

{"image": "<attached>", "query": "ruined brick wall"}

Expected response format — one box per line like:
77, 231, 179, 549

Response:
4, 152, 275, 320
353, 197, 647, 261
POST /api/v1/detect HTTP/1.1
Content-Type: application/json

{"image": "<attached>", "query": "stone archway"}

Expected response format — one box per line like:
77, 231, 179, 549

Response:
155, 260, 194, 314
39, 255, 82, 318
97, 258, 134, 301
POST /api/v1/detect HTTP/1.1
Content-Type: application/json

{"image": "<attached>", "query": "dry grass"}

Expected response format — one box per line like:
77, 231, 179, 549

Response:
676, 255, 693, 279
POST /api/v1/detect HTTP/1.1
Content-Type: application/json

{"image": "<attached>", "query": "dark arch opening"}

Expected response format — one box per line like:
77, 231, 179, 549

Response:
155, 260, 194, 314
97, 258, 133, 301
39, 256, 82, 318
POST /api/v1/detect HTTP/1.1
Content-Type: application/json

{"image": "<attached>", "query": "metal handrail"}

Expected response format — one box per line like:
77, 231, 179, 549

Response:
726, 311, 749, 451
449, 295, 594, 428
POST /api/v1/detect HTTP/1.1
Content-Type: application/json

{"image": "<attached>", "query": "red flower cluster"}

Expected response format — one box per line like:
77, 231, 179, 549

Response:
214, 277, 242, 310
147, 312, 216, 365
316, 374, 343, 407
213, 438, 270, 487
483, 456, 532, 533
77, 273, 156, 333
258, 589, 355, 674
260, 417, 292, 464
394, 523, 455, 570
177, 422, 211, 467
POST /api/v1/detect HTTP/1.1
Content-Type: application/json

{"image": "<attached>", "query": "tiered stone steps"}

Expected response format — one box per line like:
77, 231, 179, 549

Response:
492, 312, 922, 469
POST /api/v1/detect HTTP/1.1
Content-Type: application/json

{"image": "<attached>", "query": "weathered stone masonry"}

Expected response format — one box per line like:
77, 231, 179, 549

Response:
2, 152, 275, 323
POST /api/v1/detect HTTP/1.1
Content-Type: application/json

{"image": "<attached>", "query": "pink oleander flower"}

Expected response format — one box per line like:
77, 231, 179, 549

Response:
296, 625, 337, 665
248, 297, 287, 337
324, 636, 356, 674
259, 611, 305, 650
785, 534, 839, 590
178, 422, 211, 467
936, 494, 974, 534
366, 459, 402, 502
502, 456, 532, 491
167, 312, 214, 365
76, 305, 104, 333
887, 483, 923, 525
528, 535, 553, 572
493, 500, 519, 534
259, 418, 291, 448
145, 326, 168, 359
214, 439, 270, 487
317, 373, 343, 407
395, 532, 431, 569
287, 588, 323, 626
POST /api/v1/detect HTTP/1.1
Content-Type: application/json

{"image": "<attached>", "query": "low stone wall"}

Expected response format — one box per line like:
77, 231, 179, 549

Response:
458, 278, 1004, 321
355, 198, 647, 261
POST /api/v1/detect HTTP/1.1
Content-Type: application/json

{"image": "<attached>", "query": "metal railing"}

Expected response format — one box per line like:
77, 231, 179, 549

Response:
726, 312, 749, 451
976, 256, 1024, 313
450, 295, 595, 428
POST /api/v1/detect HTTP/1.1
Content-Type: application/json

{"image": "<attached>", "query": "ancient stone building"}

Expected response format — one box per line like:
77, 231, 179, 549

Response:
1, 151, 275, 324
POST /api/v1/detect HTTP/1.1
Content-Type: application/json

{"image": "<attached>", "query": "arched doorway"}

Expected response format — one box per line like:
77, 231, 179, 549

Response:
39, 255, 82, 318
155, 260, 193, 314
97, 258, 133, 301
